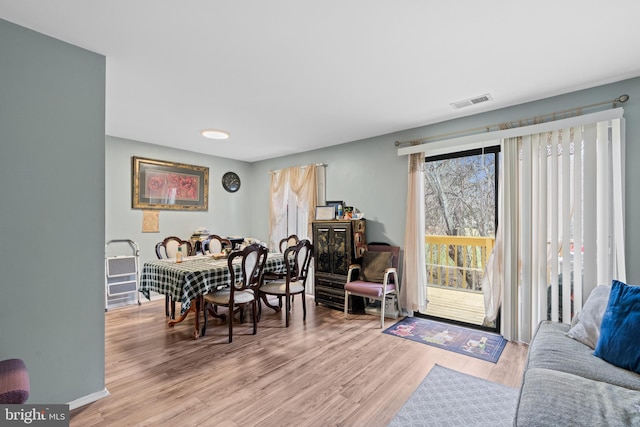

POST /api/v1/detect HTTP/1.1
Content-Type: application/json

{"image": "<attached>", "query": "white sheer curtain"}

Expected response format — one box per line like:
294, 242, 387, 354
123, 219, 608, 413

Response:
269, 164, 318, 251
481, 160, 505, 324
400, 153, 428, 314
497, 114, 626, 342
269, 169, 290, 251
288, 165, 317, 240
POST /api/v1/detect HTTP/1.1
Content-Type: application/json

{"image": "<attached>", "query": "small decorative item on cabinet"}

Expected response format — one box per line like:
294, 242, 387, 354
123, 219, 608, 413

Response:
344, 206, 353, 219
312, 219, 366, 312
315, 206, 336, 221
326, 201, 344, 219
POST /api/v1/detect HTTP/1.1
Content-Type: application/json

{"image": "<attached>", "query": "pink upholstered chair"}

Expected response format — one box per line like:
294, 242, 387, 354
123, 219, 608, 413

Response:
344, 244, 401, 328
0, 358, 29, 404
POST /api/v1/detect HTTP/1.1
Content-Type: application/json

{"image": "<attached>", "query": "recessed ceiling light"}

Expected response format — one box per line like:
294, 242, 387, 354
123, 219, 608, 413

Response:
201, 129, 230, 140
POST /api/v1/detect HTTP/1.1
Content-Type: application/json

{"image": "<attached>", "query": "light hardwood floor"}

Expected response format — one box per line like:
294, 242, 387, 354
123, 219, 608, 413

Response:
71, 296, 528, 426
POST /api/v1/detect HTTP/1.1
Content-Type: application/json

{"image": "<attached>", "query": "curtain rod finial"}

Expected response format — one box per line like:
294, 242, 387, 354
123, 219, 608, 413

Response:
394, 140, 402, 147
617, 94, 630, 103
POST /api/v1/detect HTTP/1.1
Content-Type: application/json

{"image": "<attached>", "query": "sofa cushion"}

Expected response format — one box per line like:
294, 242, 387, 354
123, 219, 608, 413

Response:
594, 280, 640, 374
360, 251, 392, 283
566, 284, 611, 348
526, 321, 640, 391
514, 367, 640, 427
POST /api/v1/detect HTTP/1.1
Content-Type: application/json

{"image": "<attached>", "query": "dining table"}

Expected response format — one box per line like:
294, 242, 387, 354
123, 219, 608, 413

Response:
140, 252, 287, 338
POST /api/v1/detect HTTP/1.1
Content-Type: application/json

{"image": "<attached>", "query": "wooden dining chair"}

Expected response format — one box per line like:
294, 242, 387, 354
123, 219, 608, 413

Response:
155, 236, 193, 318
202, 234, 232, 255
258, 239, 313, 327
201, 243, 268, 343
279, 234, 299, 253
264, 234, 300, 286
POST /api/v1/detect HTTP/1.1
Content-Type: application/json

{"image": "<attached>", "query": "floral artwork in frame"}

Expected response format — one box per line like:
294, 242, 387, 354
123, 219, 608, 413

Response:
132, 156, 209, 211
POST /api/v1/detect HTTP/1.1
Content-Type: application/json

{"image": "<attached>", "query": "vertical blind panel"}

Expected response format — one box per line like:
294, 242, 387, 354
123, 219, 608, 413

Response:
530, 135, 541, 323
612, 118, 626, 281
549, 130, 560, 322
596, 121, 610, 286
582, 123, 598, 295
536, 134, 548, 324
502, 139, 521, 341
573, 127, 584, 313
520, 134, 533, 334
521, 120, 620, 326
561, 127, 572, 323
504, 112, 624, 340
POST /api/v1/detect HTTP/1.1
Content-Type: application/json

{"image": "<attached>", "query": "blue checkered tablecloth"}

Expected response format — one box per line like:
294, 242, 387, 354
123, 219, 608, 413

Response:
140, 253, 286, 314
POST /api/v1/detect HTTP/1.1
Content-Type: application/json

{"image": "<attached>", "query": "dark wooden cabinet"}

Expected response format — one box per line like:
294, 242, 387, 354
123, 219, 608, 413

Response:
313, 219, 366, 311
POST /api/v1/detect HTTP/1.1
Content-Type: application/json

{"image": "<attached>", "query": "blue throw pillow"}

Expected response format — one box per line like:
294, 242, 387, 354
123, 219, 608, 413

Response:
593, 280, 640, 373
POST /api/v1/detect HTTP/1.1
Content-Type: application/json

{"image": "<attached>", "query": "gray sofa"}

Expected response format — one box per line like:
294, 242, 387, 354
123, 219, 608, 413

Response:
514, 320, 640, 426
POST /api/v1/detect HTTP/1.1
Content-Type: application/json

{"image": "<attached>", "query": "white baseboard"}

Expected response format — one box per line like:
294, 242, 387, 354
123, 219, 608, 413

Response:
68, 388, 110, 410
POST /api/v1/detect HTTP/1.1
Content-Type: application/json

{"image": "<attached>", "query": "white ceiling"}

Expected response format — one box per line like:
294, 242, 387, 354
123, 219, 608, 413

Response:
2, 1, 640, 162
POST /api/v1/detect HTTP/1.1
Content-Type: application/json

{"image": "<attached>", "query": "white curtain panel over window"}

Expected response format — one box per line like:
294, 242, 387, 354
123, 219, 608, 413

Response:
288, 165, 317, 239
498, 112, 626, 342
400, 153, 429, 314
269, 165, 318, 251
269, 169, 289, 251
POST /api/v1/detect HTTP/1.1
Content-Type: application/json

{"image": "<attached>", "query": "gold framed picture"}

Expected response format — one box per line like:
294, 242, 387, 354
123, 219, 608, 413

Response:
132, 156, 209, 211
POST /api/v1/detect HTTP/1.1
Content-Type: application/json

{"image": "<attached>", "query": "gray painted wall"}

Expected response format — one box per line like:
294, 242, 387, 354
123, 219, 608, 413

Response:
0, 19, 105, 403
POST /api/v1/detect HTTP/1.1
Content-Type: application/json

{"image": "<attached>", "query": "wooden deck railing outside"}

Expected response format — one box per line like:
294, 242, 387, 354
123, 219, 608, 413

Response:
425, 235, 495, 292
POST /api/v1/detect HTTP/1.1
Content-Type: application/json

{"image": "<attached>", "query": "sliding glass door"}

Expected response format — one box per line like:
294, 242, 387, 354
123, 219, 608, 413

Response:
420, 146, 500, 331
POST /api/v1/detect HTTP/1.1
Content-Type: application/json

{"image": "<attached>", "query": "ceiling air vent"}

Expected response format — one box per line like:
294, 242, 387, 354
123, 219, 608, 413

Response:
450, 93, 493, 109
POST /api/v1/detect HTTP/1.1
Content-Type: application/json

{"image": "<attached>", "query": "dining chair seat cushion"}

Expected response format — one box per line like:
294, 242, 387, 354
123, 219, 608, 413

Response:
260, 280, 305, 296
204, 289, 255, 305
360, 251, 393, 283
345, 281, 396, 298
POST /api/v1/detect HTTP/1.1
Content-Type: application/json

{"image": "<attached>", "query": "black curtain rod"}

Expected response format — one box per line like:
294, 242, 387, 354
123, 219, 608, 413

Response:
394, 94, 630, 148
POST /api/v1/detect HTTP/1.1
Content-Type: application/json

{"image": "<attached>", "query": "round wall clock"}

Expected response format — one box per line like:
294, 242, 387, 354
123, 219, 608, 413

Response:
222, 171, 241, 193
